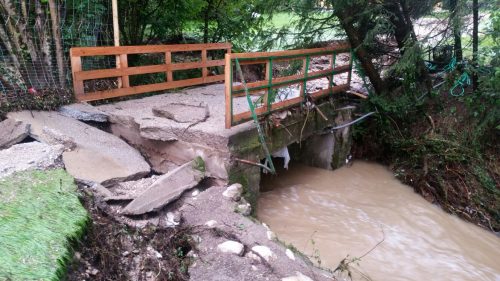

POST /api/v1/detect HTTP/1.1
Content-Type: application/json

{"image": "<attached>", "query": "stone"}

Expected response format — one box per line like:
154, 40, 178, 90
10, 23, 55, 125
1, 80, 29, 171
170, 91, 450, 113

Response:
0, 142, 64, 178
281, 272, 314, 281
7, 111, 150, 185
236, 202, 252, 216
285, 249, 295, 261
92, 183, 114, 198
122, 160, 204, 215
152, 103, 209, 124
59, 103, 109, 122
251, 245, 276, 262
166, 212, 181, 227
191, 189, 200, 197
217, 241, 244, 256
42, 127, 77, 151
222, 183, 243, 201
245, 252, 261, 262
0, 119, 29, 149
204, 220, 217, 228
266, 230, 276, 241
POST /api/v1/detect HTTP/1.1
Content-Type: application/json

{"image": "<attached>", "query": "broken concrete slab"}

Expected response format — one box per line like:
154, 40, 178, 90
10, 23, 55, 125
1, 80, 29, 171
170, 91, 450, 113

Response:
0, 119, 29, 149
105, 176, 160, 201
121, 159, 205, 215
59, 103, 109, 122
7, 111, 150, 185
0, 142, 64, 178
152, 103, 209, 123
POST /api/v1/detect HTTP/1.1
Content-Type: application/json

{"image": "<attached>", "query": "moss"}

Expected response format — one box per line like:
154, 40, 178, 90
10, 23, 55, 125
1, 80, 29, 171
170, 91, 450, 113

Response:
192, 156, 206, 174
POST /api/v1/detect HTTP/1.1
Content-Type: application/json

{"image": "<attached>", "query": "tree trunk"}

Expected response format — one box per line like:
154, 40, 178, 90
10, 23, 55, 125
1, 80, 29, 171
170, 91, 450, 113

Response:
472, 0, 479, 90
203, 0, 212, 43
335, 9, 386, 94
48, 0, 66, 88
450, 0, 463, 62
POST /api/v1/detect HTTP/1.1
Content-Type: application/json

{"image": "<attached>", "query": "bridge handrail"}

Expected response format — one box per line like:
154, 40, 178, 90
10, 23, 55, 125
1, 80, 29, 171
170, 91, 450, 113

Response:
70, 43, 231, 101
224, 43, 352, 128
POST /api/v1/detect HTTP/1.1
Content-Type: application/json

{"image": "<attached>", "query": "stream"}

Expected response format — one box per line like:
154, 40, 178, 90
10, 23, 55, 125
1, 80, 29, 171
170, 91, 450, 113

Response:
257, 161, 500, 281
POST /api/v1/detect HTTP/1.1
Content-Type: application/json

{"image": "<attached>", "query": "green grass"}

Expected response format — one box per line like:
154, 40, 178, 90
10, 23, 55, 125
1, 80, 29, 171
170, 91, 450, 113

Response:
0, 169, 89, 281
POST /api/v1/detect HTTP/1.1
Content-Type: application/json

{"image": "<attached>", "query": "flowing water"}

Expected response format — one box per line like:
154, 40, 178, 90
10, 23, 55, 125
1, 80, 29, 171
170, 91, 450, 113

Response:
257, 162, 500, 281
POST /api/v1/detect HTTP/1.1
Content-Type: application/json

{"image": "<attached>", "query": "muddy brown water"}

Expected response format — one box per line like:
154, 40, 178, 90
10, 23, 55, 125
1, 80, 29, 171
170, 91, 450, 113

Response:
258, 161, 500, 281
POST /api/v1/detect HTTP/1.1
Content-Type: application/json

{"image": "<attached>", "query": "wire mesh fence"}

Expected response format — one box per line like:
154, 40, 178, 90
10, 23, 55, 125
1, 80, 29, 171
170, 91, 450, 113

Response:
0, 0, 114, 104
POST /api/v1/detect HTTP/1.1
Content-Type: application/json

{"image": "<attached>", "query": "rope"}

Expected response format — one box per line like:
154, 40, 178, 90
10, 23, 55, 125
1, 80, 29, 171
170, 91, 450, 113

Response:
234, 58, 276, 174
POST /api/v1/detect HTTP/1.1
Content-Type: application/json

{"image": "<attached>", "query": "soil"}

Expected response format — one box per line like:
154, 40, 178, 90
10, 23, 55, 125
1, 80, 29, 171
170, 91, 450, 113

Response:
66, 179, 335, 281
66, 189, 194, 281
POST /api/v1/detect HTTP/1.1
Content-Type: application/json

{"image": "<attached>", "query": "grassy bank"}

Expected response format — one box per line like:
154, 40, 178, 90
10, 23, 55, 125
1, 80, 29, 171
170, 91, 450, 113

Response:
0, 169, 88, 280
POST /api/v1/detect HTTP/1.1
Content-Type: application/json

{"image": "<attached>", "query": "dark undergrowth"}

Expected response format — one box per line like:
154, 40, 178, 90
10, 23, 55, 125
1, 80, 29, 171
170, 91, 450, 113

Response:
0, 88, 74, 121
352, 86, 499, 232
66, 191, 195, 281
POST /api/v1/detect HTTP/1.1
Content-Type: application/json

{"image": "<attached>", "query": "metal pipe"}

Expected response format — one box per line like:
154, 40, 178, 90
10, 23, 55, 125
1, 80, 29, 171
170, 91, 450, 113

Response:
329, 111, 377, 132
235, 158, 274, 173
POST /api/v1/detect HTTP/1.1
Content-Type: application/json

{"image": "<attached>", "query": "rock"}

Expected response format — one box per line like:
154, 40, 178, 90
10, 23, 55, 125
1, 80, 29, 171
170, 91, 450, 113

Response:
166, 212, 181, 227
152, 103, 209, 124
266, 230, 276, 241
285, 249, 296, 261
92, 183, 114, 198
122, 160, 204, 215
59, 103, 109, 122
217, 241, 244, 256
245, 252, 261, 262
281, 272, 314, 281
204, 220, 217, 228
0, 119, 29, 149
191, 189, 200, 197
251, 245, 276, 262
0, 142, 64, 178
222, 183, 243, 201
7, 111, 150, 185
42, 127, 77, 151
236, 202, 252, 216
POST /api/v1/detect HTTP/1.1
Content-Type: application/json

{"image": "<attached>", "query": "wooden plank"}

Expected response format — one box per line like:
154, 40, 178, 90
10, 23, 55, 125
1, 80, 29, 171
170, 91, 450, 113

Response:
78, 74, 225, 102
230, 43, 350, 59
69, 49, 84, 97
165, 51, 173, 81
201, 49, 208, 78
71, 43, 232, 57
74, 59, 225, 81
225, 54, 232, 129
119, 54, 130, 88
231, 65, 350, 94
232, 84, 349, 124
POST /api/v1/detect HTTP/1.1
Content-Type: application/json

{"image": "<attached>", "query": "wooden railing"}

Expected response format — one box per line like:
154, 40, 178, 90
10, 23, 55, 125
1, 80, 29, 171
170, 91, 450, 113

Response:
70, 43, 231, 101
224, 43, 352, 128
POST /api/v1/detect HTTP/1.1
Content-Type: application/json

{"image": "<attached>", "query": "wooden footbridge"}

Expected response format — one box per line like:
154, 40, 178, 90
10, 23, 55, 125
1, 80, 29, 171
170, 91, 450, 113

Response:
70, 42, 353, 129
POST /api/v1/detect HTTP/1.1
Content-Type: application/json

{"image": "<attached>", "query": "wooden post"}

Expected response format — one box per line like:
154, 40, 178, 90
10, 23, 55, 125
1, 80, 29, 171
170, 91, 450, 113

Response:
165, 51, 173, 81
300, 57, 307, 98
201, 49, 208, 80
224, 53, 232, 128
112, 0, 123, 88
70, 49, 84, 99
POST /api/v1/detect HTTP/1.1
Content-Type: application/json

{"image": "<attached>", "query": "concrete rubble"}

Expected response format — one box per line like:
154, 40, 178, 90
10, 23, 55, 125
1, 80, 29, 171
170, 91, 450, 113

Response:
152, 102, 209, 123
0, 142, 64, 178
59, 103, 109, 122
7, 111, 150, 185
121, 159, 205, 215
0, 119, 29, 149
